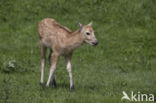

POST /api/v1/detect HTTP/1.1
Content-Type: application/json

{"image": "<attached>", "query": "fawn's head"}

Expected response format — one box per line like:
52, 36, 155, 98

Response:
78, 22, 98, 46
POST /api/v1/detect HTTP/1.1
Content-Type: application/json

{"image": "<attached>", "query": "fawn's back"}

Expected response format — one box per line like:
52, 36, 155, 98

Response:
38, 18, 72, 48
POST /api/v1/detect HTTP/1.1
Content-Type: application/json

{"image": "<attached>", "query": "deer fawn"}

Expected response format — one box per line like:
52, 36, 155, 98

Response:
38, 18, 98, 91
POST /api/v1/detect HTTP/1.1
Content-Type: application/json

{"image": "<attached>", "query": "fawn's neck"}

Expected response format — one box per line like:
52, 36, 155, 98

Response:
66, 29, 84, 50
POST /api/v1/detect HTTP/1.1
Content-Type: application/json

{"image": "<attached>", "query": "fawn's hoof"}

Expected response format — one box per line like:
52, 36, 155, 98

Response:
51, 79, 57, 88
40, 82, 44, 86
70, 85, 74, 92
46, 84, 50, 88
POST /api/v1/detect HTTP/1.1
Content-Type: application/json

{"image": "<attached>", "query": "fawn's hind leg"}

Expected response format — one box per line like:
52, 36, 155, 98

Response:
48, 49, 56, 87
48, 48, 52, 65
40, 41, 47, 85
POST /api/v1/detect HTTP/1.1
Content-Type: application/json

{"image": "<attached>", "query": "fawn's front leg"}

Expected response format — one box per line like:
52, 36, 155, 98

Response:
65, 54, 74, 91
46, 53, 59, 87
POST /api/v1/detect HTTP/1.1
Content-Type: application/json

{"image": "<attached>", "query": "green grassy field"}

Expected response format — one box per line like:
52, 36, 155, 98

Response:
0, 0, 156, 103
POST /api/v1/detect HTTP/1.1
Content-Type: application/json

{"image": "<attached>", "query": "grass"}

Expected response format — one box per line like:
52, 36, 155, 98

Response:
0, 0, 156, 103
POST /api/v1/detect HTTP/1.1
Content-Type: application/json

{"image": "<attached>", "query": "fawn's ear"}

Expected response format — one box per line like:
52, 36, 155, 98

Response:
88, 21, 93, 26
78, 22, 83, 31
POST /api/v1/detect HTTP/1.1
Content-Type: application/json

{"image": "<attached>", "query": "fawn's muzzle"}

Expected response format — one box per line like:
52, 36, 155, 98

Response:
92, 41, 98, 46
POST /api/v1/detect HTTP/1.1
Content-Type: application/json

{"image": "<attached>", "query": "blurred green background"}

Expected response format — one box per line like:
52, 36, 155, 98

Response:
0, 0, 156, 103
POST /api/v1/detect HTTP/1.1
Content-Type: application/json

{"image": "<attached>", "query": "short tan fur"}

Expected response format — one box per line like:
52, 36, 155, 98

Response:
38, 18, 98, 91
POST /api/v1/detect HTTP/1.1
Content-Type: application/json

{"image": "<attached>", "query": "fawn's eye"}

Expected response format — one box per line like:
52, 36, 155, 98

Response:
86, 32, 90, 35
